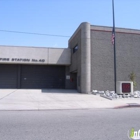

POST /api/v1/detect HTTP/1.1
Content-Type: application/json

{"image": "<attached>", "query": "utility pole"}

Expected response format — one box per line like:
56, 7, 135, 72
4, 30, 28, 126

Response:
112, 0, 117, 93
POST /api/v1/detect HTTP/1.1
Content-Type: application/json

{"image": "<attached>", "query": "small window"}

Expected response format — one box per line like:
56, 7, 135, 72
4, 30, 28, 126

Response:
73, 45, 78, 53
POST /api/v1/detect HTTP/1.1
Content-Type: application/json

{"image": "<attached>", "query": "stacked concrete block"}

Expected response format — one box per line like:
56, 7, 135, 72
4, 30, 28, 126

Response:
92, 89, 140, 100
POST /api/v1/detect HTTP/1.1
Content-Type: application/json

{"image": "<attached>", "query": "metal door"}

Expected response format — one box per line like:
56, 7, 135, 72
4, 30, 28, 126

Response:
21, 65, 65, 89
0, 64, 18, 88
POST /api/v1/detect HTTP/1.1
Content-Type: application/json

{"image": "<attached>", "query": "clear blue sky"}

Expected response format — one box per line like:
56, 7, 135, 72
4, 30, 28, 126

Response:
0, 0, 140, 48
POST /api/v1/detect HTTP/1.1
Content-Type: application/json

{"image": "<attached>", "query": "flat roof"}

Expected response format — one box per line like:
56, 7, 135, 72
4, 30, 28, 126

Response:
0, 45, 67, 49
91, 25, 140, 34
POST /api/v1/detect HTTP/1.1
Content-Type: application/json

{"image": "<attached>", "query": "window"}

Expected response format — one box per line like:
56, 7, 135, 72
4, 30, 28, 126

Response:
73, 45, 78, 53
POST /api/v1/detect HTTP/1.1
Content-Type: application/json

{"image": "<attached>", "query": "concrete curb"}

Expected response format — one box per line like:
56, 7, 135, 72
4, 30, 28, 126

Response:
0, 104, 140, 111
114, 103, 140, 109
0, 108, 112, 111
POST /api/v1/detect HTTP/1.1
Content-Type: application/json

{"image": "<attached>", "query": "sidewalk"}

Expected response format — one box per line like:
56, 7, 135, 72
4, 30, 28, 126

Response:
0, 89, 140, 110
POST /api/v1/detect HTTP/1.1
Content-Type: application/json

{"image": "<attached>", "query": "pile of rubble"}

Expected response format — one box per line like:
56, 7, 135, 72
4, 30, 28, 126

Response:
92, 90, 140, 100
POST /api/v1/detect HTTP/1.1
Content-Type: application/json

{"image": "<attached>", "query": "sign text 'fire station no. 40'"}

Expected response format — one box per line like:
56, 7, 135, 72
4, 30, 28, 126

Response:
0, 58, 45, 62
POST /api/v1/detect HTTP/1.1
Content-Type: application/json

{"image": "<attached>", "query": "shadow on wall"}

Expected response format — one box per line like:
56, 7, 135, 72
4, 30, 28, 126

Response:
56, 49, 71, 65
41, 89, 79, 94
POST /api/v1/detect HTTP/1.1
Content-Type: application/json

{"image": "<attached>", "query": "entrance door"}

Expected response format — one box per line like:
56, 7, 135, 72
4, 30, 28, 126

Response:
0, 64, 18, 88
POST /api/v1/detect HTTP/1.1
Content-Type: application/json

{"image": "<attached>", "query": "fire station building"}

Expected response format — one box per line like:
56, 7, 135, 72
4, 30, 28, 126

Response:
0, 22, 140, 93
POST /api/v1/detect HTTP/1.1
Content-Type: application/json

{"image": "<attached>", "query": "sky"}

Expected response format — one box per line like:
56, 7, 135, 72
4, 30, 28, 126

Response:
0, 0, 140, 48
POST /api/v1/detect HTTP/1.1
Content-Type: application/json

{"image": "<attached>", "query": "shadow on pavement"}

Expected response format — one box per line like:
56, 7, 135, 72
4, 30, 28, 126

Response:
41, 89, 79, 94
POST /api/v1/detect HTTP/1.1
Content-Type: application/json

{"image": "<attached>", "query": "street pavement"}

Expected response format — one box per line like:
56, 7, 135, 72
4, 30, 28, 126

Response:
0, 109, 139, 140
0, 89, 140, 110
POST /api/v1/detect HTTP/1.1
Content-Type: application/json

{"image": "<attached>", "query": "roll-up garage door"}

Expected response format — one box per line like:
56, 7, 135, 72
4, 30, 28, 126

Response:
21, 65, 65, 89
0, 64, 18, 88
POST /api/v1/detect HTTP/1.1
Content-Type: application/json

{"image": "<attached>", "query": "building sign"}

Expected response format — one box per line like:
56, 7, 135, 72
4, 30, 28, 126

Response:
66, 75, 70, 79
122, 83, 131, 93
0, 58, 45, 62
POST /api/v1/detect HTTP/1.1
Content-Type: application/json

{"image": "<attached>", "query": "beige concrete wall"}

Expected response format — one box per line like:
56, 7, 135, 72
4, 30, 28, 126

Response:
49, 48, 71, 65
68, 26, 81, 92
0, 46, 71, 65
68, 22, 91, 93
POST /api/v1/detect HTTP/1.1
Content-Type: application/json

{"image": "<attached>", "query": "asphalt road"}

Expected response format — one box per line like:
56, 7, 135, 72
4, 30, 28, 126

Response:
0, 109, 139, 140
